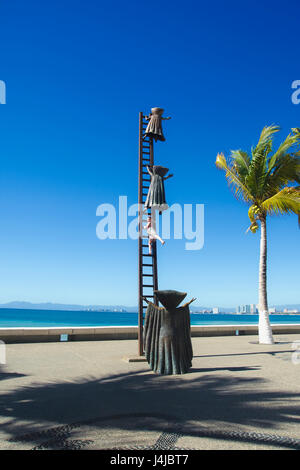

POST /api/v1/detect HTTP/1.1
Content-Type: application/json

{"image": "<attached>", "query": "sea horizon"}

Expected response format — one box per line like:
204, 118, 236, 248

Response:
1, 307, 300, 328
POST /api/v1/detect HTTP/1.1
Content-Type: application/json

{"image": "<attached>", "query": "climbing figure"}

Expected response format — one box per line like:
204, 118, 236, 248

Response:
144, 215, 165, 254
144, 165, 173, 214
144, 107, 171, 142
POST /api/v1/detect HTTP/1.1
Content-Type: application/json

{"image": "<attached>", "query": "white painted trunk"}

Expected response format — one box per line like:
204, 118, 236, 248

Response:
258, 310, 274, 344
258, 216, 274, 344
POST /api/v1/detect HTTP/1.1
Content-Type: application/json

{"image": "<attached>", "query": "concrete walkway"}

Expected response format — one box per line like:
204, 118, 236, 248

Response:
0, 334, 300, 450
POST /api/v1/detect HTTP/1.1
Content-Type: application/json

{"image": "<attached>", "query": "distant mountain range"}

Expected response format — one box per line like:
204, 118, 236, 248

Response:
0, 301, 137, 313
0, 301, 299, 313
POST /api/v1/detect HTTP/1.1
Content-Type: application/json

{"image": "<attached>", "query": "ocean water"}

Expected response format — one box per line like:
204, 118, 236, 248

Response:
0, 308, 300, 328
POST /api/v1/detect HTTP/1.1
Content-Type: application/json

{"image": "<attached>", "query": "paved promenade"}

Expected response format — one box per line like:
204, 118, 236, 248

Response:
0, 334, 300, 450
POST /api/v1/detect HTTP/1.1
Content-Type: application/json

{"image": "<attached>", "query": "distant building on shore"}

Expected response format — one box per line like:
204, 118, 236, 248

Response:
212, 307, 219, 314
236, 304, 257, 314
236, 305, 299, 314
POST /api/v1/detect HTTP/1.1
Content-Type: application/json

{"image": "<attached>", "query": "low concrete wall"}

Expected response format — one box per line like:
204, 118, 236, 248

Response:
191, 324, 300, 337
0, 324, 300, 343
0, 326, 137, 343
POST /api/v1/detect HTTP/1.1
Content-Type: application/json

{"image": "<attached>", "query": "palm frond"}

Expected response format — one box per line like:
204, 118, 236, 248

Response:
231, 150, 251, 182
261, 186, 300, 216
245, 128, 277, 200
255, 125, 280, 151
216, 153, 253, 203
265, 153, 300, 196
268, 131, 300, 173
216, 126, 300, 231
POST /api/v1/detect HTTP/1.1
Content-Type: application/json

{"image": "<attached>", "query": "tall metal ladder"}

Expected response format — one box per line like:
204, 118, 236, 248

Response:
138, 112, 158, 356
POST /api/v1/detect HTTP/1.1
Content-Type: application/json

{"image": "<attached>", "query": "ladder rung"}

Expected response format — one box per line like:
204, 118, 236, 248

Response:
142, 264, 153, 267
143, 284, 154, 287
143, 254, 153, 257
142, 244, 149, 248
144, 295, 154, 298
143, 274, 153, 277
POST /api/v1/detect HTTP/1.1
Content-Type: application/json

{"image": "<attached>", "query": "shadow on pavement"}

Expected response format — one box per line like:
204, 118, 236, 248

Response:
1, 364, 300, 449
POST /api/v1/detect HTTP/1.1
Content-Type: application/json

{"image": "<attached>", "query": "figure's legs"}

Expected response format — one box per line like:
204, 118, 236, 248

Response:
157, 235, 165, 245
152, 233, 165, 245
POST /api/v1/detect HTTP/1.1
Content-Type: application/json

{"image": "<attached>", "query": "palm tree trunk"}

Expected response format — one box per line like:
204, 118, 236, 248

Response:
258, 215, 274, 344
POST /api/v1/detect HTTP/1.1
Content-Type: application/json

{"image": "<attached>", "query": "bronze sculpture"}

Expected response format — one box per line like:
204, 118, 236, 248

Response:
144, 165, 173, 213
143, 290, 195, 375
144, 107, 171, 142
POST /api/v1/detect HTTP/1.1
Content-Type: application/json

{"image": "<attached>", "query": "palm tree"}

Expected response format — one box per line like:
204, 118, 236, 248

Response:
216, 126, 300, 344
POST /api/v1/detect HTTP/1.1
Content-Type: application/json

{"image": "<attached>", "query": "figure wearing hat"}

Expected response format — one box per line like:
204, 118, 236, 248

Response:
144, 107, 171, 142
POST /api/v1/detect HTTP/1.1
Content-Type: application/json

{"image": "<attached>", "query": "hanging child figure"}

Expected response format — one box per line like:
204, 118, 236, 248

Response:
144, 216, 165, 254
144, 107, 171, 142
144, 165, 173, 214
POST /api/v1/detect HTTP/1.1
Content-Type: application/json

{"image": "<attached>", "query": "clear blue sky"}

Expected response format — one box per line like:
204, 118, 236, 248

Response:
0, 0, 299, 308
